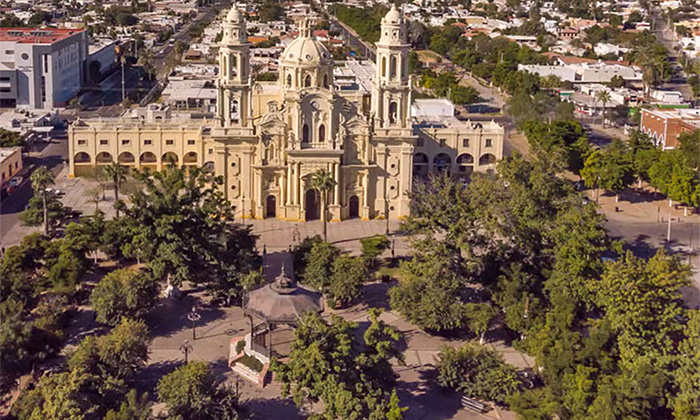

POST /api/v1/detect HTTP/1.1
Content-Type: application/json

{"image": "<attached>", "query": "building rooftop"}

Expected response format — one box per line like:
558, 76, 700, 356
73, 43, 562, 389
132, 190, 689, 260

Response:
0, 147, 20, 163
0, 28, 84, 44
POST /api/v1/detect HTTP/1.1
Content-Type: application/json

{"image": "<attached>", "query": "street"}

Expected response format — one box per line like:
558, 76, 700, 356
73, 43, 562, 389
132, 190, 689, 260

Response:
0, 135, 68, 248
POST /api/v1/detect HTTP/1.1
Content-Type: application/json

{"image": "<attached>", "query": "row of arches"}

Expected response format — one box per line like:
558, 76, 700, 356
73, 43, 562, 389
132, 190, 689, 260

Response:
74, 151, 200, 165
285, 73, 330, 89
413, 152, 497, 176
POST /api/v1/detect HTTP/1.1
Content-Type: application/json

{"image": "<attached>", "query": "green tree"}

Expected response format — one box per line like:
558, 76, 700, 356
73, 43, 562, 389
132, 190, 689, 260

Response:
26, 166, 58, 235
103, 162, 128, 217
360, 234, 390, 267
389, 236, 472, 333
103, 389, 152, 420
436, 344, 521, 405
11, 370, 93, 420
90, 268, 160, 326
103, 165, 260, 302
595, 250, 690, 366
0, 128, 25, 147
68, 318, 150, 391
596, 90, 611, 128
157, 361, 244, 420
678, 129, 699, 170
466, 303, 496, 344
327, 255, 367, 308
310, 169, 337, 242
301, 240, 340, 292
271, 309, 404, 419
581, 140, 635, 199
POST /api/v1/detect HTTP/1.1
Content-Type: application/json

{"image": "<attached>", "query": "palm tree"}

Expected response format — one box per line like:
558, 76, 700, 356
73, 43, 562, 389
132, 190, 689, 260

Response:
596, 90, 611, 128
310, 169, 337, 242
103, 162, 128, 217
30, 166, 55, 235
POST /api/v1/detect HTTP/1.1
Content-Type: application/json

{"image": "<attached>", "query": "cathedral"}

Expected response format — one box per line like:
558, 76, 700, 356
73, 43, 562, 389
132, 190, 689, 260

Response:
69, 6, 505, 221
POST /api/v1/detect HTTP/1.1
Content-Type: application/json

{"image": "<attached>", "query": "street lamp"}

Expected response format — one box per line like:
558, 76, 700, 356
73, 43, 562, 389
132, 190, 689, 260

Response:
187, 306, 201, 340
179, 339, 193, 363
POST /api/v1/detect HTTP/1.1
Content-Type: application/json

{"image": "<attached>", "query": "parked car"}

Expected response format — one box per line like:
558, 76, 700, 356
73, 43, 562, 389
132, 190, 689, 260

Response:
8, 177, 23, 188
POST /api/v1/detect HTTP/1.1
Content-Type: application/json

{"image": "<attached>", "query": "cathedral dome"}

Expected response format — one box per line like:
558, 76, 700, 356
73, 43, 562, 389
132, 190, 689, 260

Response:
280, 19, 332, 66
382, 4, 402, 25
280, 37, 331, 65
227, 7, 243, 23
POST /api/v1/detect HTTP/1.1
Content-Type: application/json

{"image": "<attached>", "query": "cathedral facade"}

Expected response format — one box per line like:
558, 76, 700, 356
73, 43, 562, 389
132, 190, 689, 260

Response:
69, 6, 505, 221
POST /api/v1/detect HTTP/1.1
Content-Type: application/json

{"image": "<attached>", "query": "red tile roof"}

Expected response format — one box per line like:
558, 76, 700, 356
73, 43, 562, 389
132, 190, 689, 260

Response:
0, 27, 84, 44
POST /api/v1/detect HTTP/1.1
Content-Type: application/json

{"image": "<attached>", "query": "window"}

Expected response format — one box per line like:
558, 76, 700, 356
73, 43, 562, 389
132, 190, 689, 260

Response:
302, 124, 310, 143
14, 162, 18, 169
286, 74, 292, 87
187, 139, 195, 145
0, 77, 10, 81
144, 139, 152, 145
121, 139, 130, 145
208, 148, 213, 155
485, 138, 493, 147
462, 138, 470, 147
166, 139, 174, 145
4, 51, 13, 55
318, 124, 325, 142
77, 139, 86, 145
304, 74, 311, 87
100, 139, 108, 145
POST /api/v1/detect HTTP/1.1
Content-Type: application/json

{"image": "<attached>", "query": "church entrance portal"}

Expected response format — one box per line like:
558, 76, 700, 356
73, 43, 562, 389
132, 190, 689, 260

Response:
305, 189, 319, 220
266, 195, 276, 218
349, 196, 360, 219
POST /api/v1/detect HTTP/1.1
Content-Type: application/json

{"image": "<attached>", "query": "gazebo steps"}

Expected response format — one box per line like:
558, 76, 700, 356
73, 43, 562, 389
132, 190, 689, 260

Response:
231, 362, 261, 385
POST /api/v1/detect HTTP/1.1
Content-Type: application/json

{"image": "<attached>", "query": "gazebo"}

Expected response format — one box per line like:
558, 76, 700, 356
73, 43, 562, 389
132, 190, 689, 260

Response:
242, 263, 323, 360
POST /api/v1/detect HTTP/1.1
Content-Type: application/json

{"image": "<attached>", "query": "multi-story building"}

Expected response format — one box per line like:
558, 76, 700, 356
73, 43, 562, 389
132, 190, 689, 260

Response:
0, 28, 88, 109
1, 147, 23, 187
639, 108, 700, 150
69, 6, 504, 221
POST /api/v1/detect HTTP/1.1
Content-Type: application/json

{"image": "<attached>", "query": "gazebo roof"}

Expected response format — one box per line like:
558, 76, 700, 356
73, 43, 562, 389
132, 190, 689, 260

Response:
243, 264, 323, 324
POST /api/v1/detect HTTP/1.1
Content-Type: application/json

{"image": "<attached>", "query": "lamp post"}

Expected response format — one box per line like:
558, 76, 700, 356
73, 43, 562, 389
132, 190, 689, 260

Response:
179, 339, 193, 363
187, 306, 201, 340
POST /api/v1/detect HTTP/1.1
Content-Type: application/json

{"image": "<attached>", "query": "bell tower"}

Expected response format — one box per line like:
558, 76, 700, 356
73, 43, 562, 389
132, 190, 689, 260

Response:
371, 5, 411, 129
217, 6, 252, 127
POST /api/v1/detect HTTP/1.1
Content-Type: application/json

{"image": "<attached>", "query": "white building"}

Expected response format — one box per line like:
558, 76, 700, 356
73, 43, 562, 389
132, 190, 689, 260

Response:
0, 28, 88, 109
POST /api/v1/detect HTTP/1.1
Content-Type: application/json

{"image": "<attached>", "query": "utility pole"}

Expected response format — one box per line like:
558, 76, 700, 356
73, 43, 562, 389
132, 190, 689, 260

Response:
121, 56, 126, 103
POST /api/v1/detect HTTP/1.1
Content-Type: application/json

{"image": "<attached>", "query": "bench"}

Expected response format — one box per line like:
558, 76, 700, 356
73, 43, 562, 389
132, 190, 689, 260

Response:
460, 396, 487, 413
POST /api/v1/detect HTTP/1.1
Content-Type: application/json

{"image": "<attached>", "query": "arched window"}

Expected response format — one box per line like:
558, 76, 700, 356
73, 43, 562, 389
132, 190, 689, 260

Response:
222, 55, 227, 78
286, 74, 292, 87
479, 153, 497, 166
381, 57, 387, 77
434, 153, 451, 173
302, 124, 310, 143
230, 55, 237, 76
230, 99, 239, 123
323, 74, 329, 89
413, 152, 429, 177
318, 124, 326, 143
95, 152, 113, 164
389, 101, 398, 124
74, 152, 91, 163
304, 74, 312, 87
390, 56, 397, 78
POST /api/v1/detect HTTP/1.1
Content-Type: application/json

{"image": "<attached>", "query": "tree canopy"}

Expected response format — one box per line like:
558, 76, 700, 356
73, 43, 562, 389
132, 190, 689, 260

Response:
271, 309, 405, 420
99, 165, 260, 302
